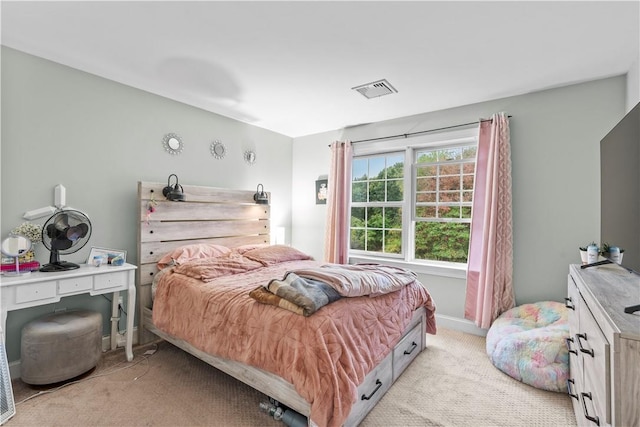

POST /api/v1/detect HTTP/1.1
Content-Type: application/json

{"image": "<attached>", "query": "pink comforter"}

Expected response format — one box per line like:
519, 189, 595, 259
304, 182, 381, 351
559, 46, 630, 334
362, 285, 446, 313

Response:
153, 257, 436, 427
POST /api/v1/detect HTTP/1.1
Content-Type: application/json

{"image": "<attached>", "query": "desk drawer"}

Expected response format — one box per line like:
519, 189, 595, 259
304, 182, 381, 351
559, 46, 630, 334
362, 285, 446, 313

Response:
393, 323, 423, 381
58, 276, 92, 294
15, 281, 57, 304
94, 271, 128, 290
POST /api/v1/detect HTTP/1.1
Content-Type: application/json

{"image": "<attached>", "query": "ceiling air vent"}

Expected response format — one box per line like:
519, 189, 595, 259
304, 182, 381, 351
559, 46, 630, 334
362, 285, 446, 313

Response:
352, 79, 398, 99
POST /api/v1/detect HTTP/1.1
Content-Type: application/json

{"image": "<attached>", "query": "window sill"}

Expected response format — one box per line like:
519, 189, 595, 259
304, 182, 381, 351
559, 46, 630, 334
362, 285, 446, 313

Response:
348, 255, 467, 279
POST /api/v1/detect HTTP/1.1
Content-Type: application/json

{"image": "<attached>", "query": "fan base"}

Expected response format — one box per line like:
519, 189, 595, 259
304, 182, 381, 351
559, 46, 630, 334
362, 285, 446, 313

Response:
40, 261, 80, 272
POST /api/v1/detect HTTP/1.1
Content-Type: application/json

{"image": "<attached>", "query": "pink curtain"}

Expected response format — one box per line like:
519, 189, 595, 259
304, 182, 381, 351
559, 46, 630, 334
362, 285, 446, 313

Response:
324, 141, 352, 264
464, 113, 514, 329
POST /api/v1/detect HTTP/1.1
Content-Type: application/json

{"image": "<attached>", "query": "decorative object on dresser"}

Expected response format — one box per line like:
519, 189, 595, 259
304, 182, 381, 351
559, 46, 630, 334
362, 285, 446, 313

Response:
39, 209, 91, 272
162, 173, 186, 202
136, 181, 435, 427
1, 222, 41, 272
0, 235, 33, 276
10, 222, 42, 261
253, 183, 269, 205
162, 133, 183, 155
87, 247, 127, 267
565, 264, 640, 427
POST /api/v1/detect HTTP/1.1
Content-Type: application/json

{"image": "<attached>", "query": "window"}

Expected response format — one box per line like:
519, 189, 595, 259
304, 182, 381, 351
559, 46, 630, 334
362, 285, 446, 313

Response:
350, 153, 404, 254
349, 129, 478, 267
414, 144, 476, 263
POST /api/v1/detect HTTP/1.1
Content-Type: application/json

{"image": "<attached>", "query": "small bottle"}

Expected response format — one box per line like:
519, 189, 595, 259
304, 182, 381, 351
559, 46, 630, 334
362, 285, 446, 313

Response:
587, 244, 599, 264
609, 246, 621, 264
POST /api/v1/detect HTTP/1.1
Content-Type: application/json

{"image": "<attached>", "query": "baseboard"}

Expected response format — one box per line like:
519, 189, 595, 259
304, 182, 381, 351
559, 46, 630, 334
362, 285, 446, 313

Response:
8, 329, 138, 380
435, 314, 487, 337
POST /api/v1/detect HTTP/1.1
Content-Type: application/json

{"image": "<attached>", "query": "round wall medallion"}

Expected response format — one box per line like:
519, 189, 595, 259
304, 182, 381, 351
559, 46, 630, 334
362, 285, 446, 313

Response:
162, 133, 184, 155
244, 150, 256, 165
210, 140, 226, 159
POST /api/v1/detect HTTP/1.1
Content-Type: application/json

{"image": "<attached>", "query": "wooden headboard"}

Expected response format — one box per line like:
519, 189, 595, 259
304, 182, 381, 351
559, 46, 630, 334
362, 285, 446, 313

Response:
137, 181, 270, 341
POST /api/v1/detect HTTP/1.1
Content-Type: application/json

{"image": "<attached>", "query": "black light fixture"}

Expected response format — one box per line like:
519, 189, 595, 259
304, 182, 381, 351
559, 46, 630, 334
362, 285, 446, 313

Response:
253, 183, 269, 205
162, 174, 186, 202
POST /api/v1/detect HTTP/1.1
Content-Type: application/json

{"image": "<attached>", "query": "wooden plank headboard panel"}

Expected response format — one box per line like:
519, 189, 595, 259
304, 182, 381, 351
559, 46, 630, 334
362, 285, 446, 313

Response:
136, 181, 270, 318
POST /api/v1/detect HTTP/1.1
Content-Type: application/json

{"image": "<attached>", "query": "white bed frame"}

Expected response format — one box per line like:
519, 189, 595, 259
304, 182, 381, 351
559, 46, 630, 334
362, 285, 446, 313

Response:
136, 181, 427, 426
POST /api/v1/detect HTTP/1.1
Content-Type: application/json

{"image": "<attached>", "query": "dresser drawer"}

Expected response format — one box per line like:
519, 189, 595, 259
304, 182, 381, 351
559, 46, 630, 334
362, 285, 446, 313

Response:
94, 271, 128, 290
392, 323, 423, 381
566, 274, 581, 335
344, 352, 392, 426
15, 281, 57, 304
578, 305, 610, 426
58, 276, 93, 294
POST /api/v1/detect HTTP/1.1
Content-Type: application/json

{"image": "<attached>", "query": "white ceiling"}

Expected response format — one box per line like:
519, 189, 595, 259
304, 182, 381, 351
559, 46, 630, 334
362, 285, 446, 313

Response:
2, 1, 639, 138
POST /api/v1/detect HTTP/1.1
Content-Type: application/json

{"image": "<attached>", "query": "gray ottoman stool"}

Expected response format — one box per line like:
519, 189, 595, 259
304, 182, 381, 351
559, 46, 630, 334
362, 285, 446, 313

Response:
20, 310, 102, 385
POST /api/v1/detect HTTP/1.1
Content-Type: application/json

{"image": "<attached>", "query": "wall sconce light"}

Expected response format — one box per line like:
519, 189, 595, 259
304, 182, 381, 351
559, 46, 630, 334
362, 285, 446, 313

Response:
162, 174, 186, 202
253, 184, 269, 205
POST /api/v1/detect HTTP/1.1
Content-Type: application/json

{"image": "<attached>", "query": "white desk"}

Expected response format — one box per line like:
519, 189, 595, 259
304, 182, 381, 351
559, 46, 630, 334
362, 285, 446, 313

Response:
0, 263, 137, 362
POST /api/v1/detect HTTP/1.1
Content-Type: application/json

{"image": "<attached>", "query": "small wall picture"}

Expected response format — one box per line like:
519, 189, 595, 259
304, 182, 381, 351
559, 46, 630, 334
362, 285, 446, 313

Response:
87, 247, 127, 267
316, 179, 328, 204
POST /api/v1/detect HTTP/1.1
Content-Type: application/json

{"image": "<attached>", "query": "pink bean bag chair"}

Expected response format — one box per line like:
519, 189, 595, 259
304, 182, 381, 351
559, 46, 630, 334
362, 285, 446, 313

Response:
485, 301, 569, 392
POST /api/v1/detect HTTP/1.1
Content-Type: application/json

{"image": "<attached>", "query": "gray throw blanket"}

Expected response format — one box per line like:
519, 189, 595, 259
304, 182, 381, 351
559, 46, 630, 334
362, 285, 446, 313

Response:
266, 272, 342, 316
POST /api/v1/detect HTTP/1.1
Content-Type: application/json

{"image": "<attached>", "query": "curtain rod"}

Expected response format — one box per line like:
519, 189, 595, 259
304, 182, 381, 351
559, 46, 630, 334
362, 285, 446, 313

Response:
333, 115, 512, 145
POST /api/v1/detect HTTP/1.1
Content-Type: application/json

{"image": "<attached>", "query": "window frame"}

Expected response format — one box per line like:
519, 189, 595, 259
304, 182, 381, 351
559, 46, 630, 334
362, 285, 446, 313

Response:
349, 127, 478, 278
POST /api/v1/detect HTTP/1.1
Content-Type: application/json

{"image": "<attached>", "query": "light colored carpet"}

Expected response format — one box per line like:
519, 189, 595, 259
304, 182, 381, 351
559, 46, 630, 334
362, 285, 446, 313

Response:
8, 328, 576, 426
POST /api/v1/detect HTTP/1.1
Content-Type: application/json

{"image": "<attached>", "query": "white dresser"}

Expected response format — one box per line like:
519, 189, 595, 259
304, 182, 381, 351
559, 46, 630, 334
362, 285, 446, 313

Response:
0, 263, 137, 362
566, 264, 640, 427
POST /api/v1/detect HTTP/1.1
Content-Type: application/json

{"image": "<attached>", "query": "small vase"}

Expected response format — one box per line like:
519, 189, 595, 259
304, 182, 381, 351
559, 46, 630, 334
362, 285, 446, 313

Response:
579, 250, 588, 265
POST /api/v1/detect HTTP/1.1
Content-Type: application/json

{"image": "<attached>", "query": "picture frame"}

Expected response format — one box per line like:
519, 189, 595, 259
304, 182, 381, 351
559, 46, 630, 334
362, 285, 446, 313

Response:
87, 247, 127, 266
315, 179, 328, 205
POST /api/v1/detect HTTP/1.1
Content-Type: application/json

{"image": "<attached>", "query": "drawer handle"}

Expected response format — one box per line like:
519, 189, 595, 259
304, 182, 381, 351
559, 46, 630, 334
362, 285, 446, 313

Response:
566, 379, 578, 400
565, 337, 577, 356
361, 379, 382, 401
576, 333, 594, 357
404, 341, 418, 355
564, 297, 575, 310
580, 392, 600, 426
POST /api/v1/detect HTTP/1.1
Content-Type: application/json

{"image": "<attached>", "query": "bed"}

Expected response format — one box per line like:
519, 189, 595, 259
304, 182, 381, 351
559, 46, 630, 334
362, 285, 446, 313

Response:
136, 181, 436, 427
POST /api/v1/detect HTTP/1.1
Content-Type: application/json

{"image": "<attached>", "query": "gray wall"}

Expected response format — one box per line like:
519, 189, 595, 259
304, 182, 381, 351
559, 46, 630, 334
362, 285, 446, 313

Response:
1, 47, 294, 362
291, 76, 627, 332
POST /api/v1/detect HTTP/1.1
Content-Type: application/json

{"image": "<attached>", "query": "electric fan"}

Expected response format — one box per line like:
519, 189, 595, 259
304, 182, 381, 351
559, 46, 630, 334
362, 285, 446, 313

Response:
40, 209, 92, 272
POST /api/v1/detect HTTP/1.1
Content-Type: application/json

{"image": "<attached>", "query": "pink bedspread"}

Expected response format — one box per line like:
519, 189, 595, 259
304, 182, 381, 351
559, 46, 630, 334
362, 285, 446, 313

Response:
152, 259, 436, 427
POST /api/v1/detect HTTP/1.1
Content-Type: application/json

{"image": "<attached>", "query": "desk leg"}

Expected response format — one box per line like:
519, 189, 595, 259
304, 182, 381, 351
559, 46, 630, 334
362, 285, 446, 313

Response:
111, 291, 119, 351
126, 283, 136, 362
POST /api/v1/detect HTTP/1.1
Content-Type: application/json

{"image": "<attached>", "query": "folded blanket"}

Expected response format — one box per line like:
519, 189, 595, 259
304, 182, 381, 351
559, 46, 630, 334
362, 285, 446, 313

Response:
292, 263, 418, 297
252, 272, 342, 316
249, 286, 306, 316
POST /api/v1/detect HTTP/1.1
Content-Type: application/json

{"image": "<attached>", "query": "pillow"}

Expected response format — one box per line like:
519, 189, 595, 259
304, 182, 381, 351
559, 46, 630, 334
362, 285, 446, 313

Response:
232, 243, 270, 254
242, 245, 313, 265
156, 243, 231, 269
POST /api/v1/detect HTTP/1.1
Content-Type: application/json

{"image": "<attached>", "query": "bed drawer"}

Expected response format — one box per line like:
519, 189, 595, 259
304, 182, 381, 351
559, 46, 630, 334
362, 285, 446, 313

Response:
344, 352, 393, 426
392, 323, 423, 381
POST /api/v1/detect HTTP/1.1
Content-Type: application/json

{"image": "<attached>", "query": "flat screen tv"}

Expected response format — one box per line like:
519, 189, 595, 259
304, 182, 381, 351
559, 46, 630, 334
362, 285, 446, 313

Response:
600, 102, 640, 275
